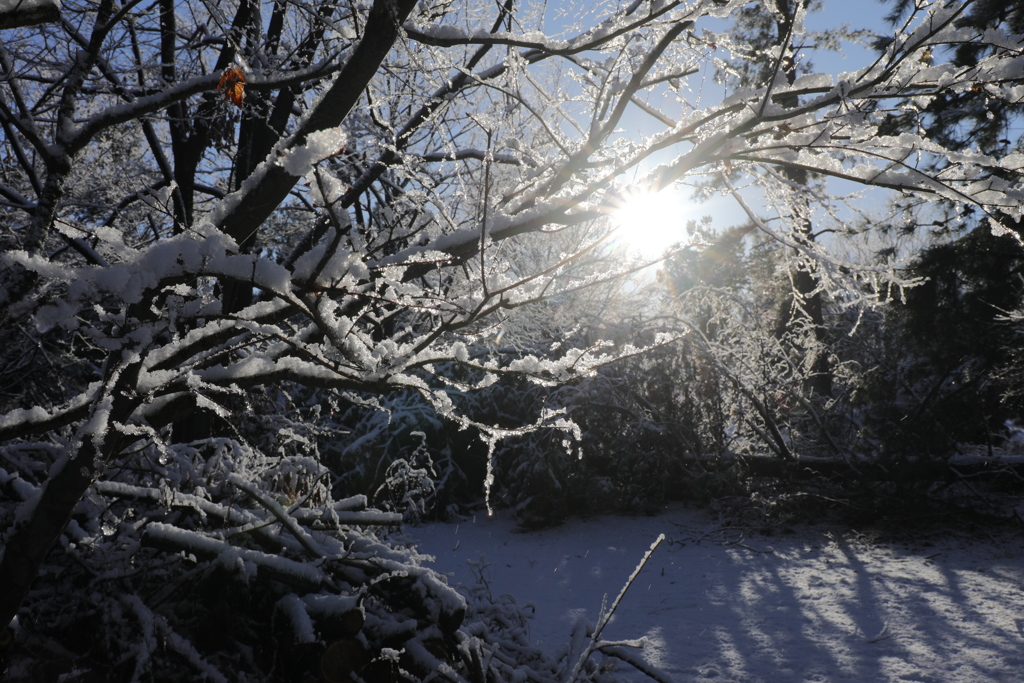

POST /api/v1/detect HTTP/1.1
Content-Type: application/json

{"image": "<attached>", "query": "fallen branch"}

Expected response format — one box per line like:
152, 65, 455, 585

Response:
601, 644, 675, 683
141, 523, 329, 592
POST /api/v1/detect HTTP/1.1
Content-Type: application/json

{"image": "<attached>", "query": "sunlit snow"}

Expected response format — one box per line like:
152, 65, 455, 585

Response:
410, 505, 1024, 682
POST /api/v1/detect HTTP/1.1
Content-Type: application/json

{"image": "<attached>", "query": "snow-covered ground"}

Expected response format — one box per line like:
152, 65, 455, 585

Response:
408, 504, 1024, 682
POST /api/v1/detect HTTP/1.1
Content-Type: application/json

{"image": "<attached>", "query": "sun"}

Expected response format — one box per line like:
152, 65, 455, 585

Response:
611, 186, 690, 258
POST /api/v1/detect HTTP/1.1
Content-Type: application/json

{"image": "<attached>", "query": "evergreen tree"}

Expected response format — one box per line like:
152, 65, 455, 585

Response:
870, 0, 1024, 455
712, 0, 863, 397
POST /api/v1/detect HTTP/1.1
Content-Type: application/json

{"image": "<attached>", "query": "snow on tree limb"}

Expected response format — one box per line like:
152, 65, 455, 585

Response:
3, 0, 1024, 677
0, 0, 60, 29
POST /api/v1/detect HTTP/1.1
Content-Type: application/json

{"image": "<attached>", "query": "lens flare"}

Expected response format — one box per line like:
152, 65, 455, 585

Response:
611, 187, 689, 258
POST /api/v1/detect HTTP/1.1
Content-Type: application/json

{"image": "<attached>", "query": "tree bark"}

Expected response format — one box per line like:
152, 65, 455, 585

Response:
215, 0, 418, 269
774, 0, 832, 398
0, 0, 61, 29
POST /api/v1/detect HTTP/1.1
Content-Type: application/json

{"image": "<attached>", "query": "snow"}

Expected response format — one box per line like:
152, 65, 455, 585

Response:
790, 73, 833, 91
330, 510, 404, 525
408, 24, 467, 41
277, 126, 348, 177
410, 505, 1024, 682
277, 594, 317, 643
0, 468, 37, 501
144, 523, 328, 587
301, 593, 360, 618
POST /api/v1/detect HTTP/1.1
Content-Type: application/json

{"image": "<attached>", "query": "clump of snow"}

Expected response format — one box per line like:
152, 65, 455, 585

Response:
278, 126, 348, 177
277, 593, 317, 643
302, 593, 361, 618
790, 72, 833, 90
0, 468, 38, 501
411, 24, 466, 41
451, 342, 469, 363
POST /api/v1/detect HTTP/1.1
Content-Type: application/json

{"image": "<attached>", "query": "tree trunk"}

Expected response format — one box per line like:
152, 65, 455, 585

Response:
215, 0, 418, 252
775, 0, 832, 398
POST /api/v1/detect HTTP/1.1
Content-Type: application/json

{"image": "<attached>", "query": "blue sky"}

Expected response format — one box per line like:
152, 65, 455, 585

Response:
612, 1, 899, 257
518, 1, 905, 258
805, 1, 893, 73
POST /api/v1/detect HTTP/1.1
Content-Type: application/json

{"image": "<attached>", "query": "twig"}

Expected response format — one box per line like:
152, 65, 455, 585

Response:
601, 644, 675, 683
566, 534, 664, 683
866, 622, 893, 644
667, 523, 775, 554
226, 473, 324, 558
757, 13, 796, 119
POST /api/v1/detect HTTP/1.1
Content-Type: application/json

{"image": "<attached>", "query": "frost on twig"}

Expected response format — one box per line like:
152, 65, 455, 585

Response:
566, 534, 666, 683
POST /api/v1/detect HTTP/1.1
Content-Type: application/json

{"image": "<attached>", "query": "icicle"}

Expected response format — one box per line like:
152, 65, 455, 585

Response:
483, 436, 497, 517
